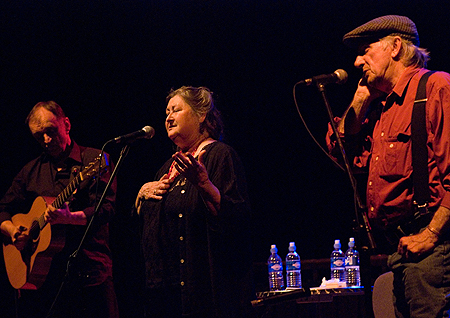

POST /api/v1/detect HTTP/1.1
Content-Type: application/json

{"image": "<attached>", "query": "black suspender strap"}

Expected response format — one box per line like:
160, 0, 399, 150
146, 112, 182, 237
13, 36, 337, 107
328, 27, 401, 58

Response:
411, 71, 435, 207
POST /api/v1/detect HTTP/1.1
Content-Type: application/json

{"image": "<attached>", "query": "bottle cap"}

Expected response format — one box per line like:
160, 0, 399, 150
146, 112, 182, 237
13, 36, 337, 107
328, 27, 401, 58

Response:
334, 239, 341, 248
270, 244, 278, 253
348, 237, 355, 247
289, 242, 296, 252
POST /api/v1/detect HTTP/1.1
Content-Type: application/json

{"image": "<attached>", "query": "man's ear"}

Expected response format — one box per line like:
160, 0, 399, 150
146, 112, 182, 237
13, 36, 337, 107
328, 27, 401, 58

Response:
64, 117, 71, 134
391, 36, 403, 59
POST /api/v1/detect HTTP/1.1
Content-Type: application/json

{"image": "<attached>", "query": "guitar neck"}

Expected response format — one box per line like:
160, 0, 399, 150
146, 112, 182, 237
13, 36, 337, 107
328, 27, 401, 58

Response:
36, 155, 104, 231
37, 172, 82, 230
52, 173, 82, 209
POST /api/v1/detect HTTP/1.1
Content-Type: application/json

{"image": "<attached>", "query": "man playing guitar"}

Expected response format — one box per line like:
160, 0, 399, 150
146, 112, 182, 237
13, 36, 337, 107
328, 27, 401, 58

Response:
0, 101, 119, 318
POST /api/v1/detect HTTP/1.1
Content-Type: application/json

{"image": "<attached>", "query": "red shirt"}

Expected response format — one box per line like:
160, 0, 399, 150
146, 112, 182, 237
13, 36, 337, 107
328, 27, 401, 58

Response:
330, 67, 450, 228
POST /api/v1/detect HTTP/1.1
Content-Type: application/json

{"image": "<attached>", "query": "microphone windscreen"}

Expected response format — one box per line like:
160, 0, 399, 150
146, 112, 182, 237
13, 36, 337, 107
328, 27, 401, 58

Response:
334, 69, 348, 85
142, 126, 155, 139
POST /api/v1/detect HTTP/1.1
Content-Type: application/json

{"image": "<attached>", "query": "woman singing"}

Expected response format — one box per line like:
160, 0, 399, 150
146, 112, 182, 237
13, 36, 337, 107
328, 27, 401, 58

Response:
135, 86, 255, 318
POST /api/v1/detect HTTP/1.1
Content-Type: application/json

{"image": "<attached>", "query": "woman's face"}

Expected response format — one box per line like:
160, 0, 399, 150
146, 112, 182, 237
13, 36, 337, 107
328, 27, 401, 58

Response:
165, 95, 202, 145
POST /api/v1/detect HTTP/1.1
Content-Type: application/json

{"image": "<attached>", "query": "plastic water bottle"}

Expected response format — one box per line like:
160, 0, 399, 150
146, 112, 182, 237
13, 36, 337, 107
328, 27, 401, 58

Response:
285, 242, 302, 288
330, 239, 345, 282
344, 237, 360, 287
268, 244, 284, 290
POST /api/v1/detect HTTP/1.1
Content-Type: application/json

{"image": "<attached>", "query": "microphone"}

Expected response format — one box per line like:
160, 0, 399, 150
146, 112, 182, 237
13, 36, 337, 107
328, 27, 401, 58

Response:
111, 126, 155, 144
300, 69, 348, 86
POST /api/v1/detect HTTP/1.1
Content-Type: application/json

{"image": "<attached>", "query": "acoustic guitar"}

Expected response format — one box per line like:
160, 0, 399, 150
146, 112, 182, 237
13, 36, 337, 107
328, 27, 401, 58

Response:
2, 154, 107, 290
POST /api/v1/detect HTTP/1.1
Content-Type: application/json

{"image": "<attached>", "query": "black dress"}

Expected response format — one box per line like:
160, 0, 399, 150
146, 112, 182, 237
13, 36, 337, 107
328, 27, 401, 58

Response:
139, 141, 255, 318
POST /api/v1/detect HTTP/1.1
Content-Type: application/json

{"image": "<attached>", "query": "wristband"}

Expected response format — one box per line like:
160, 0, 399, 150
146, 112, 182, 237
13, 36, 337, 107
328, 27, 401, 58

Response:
427, 225, 441, 237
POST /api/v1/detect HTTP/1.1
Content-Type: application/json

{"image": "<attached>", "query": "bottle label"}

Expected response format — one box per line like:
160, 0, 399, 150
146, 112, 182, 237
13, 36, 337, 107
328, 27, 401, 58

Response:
346, 265, 359, 270
331, 257, 345, 268
286, 260, 300, 271
268, 263, 283, 273
345, 256, 358, 266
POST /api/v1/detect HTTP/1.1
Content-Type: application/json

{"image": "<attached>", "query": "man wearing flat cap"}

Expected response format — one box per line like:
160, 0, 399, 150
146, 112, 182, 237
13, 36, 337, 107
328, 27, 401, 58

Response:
327, 15, 450, 317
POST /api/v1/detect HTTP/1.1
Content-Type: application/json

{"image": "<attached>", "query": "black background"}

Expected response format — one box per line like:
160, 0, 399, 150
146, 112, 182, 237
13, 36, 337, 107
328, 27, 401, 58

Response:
1, 0, 450, 315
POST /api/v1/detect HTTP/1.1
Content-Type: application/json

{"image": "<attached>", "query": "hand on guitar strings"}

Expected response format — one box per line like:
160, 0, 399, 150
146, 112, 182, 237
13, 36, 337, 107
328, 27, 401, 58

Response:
13, 225, 29, 251
0, 220, 29, 251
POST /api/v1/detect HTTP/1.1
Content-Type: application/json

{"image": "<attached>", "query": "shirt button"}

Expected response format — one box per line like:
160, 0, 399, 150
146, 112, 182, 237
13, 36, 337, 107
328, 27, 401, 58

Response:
368, 181, 372, 186
179, 213, 183, 218
375, 156, 379, 161
370, 206, 374, 212
179, 236, 184, 241
181, 189, 186, 194
381, 132, 384, 137
180, 259, 185, 264
389, 143, 394, 148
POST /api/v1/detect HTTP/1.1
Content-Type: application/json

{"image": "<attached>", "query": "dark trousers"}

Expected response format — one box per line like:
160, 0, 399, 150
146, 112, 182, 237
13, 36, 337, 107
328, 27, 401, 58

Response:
17, 276, 119, 318
388, 240, 450, 318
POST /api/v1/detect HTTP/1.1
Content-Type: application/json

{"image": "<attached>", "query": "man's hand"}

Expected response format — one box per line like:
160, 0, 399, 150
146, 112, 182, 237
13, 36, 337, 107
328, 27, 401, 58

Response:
45, 203, 71, 224
398, 227, 439, 259
13, 226, 29, 251
44, 203, 87, 225
338, 78, 386, 135
354, 78, 385, 107
0, 220, 29, 251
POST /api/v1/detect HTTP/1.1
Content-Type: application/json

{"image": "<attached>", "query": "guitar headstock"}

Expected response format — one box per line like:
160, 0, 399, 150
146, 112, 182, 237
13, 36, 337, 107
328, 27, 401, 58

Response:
79, 154, 109, 181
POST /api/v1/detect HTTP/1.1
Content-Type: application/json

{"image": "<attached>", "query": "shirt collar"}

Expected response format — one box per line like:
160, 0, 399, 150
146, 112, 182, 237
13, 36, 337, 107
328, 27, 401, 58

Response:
67, 141, 82, 164
390, 66, 422, 100
381, 66, 422, 110
41, 141, 82, 165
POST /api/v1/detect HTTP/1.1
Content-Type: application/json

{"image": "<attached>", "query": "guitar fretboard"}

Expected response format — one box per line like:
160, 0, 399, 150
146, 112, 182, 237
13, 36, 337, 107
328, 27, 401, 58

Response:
52, 173, 82, 209
34, 172, 82, 232
32, 154, 104, 232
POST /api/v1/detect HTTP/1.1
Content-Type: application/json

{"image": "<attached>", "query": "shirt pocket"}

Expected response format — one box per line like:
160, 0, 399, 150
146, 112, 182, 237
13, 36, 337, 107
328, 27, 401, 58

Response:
379, 134, 412, 179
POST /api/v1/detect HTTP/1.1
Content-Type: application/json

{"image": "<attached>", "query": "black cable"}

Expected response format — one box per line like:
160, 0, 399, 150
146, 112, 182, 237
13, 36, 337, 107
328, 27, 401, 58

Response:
292, 81, 345, 172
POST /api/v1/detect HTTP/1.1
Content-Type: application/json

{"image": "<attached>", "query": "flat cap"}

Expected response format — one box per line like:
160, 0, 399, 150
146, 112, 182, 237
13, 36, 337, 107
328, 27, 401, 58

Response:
343, 15, 419, 49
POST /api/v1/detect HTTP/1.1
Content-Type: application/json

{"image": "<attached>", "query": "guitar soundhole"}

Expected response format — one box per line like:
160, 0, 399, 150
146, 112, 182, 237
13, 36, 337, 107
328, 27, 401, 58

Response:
30, 220, 40, 241
19, 221, 40, 262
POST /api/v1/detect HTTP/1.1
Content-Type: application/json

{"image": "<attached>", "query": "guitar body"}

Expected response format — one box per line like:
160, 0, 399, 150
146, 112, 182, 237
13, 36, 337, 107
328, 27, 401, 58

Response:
3, 196, 66, 290
2, 154, 105, 290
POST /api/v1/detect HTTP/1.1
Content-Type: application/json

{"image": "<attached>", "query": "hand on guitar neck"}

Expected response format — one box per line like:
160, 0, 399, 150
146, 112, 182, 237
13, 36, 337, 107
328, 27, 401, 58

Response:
45, 203, 87, 226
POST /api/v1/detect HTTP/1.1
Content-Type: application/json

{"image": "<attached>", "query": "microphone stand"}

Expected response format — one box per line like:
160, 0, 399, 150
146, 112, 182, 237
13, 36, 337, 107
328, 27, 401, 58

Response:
46, 143, 130, 317
316, 82, 376, 317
